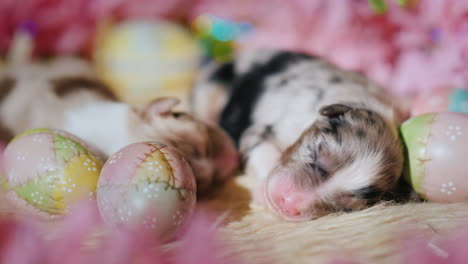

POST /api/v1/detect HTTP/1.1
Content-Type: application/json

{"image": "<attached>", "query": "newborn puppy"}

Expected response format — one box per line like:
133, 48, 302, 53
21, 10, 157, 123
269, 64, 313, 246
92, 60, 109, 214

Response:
192, 49, 412, 221
0, 58, 238, 194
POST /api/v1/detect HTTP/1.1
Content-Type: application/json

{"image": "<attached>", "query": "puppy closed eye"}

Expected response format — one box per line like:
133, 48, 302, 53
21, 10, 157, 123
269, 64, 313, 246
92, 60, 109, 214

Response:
172, 112, 190, 119
307, 163, 329, 180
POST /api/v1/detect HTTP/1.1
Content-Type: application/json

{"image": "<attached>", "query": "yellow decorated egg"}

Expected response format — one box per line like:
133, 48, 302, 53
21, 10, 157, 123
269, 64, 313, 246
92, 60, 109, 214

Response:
1, 128, 103, 219
97, 142, 196, 241
94, 20, 202, 107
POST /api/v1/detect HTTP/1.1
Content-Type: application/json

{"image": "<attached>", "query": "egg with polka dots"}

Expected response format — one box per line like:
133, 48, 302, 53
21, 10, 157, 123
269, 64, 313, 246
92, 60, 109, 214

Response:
97, 142, 196, 241
1, 128, 103, 219
401, 112, 468, 202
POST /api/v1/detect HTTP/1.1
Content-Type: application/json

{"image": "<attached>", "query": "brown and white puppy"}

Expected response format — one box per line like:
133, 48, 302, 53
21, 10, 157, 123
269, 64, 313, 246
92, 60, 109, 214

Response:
0, 57, 239, 195
192, 49, 413, 221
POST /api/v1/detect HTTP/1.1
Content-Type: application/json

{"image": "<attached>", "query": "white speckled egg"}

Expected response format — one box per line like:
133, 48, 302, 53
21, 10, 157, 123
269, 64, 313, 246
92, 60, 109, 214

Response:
97, 142, 196, 240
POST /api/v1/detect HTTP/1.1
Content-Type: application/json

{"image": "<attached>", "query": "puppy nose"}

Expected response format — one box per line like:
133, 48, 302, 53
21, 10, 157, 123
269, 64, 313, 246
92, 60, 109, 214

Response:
275, 190, 314, 218
277, 192, 308, 217
267, 172, 315, 220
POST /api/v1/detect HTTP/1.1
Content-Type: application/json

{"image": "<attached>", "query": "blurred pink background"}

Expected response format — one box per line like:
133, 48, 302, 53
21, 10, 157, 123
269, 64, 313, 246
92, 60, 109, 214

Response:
0, 0, 467, 96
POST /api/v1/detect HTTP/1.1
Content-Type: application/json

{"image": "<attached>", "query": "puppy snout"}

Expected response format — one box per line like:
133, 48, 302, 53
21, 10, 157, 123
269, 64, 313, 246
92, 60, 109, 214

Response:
206, 125, 239, 172
275, 191, 313, 218
191, 160, 215, 191
215, 146, 239, 175
265, 170, 316, 221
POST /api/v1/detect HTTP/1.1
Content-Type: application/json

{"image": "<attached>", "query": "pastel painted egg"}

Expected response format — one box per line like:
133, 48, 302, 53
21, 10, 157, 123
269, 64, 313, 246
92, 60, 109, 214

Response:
411, 87, 468, 116
1, 128, 102, 219
401, 112, 468, 202
97, 142, 196, 241
0, 141, 7, 191
94, 20, 202, 108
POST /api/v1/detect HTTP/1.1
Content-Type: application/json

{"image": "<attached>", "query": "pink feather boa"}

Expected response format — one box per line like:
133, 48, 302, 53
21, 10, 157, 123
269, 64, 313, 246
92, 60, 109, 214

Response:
191, 0, 468, 95
0, 0, 190, 55
0, 201, 242, 264
0, 0, 466, 95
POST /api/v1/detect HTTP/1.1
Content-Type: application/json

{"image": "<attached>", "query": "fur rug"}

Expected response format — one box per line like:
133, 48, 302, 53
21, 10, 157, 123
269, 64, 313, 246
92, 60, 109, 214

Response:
202, 174, 468, 264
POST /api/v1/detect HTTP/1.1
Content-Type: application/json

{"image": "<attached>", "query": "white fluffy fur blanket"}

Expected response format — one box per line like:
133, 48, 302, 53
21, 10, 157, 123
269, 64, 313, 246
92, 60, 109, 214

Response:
201, 174, 468, 264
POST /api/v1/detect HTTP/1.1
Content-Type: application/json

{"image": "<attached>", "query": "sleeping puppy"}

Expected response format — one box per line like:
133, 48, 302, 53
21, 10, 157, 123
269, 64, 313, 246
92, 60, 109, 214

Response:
192, 49, 414, 221
0, 57, 239, 195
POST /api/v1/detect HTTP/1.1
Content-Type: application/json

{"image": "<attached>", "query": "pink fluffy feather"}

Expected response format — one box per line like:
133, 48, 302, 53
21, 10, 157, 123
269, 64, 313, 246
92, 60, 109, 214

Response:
0, 0, 466, 95
191, 0, 468, 95
0, 200, 242, 264
0, 0, 190, 55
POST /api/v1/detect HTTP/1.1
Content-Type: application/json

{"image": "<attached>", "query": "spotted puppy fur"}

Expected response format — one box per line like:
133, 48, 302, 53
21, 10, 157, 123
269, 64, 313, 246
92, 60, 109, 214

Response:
192, 49, 415, 220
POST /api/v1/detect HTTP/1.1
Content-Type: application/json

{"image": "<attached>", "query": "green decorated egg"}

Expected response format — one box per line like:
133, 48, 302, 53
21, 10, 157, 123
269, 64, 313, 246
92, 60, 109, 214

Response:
1, 128, 103, 219
401, 113, 468, 202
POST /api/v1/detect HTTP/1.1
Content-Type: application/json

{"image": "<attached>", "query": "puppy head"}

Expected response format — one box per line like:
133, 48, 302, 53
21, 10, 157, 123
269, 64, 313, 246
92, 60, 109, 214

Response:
264, 104, 404, 221
132, 98, 239, 195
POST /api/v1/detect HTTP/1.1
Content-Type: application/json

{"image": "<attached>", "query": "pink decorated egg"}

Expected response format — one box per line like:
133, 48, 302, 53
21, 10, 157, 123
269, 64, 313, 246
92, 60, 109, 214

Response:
0, 141, 6, 191
97, 142, 196, 241
401, 112, 468, 202
1, 128, 103, 219
411, 87, 468, 116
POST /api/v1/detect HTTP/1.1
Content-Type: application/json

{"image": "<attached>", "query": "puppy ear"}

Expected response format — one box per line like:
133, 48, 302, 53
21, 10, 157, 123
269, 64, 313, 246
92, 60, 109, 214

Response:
145, 97, 180, 117
319, 104, 353, 118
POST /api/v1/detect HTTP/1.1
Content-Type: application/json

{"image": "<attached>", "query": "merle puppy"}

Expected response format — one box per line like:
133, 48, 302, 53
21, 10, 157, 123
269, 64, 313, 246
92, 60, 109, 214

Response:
192, 49, 413, 221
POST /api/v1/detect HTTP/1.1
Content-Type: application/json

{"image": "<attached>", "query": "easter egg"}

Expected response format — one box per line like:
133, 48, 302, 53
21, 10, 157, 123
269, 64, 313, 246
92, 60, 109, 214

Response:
0, 141, 7, 191
94, 20, 202, 107
97, 142, 196, 241
1, 128, 103, 219
401, 112, 468, 202
411, 87, 468, 116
